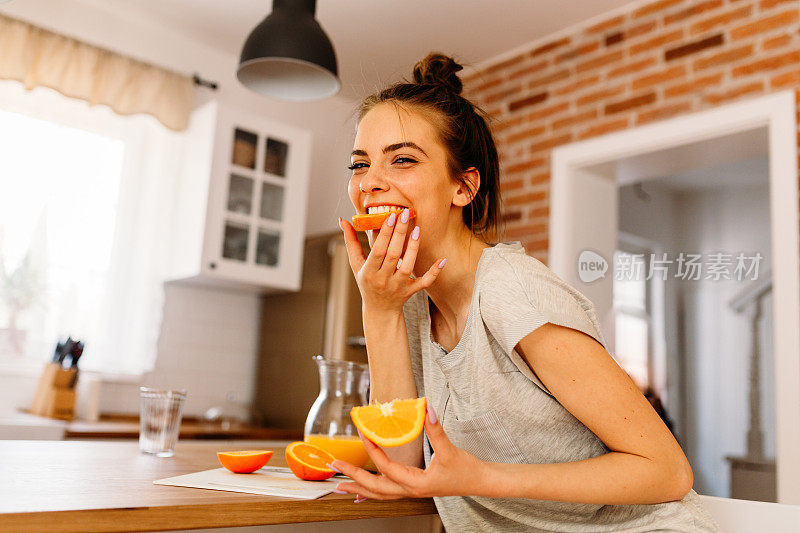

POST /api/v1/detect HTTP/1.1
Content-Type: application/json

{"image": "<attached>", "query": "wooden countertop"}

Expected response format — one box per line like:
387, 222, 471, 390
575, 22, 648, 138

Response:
0, 440, 436, 532
64, 418, 303, 441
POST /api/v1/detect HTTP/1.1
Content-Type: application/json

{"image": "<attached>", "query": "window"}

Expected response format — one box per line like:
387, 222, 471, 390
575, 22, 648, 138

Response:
613, 248, 653, 389
0, 81, 186, 375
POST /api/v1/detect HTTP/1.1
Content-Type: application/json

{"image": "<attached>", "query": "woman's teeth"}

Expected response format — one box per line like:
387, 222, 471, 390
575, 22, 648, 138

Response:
366, 205, 406, 214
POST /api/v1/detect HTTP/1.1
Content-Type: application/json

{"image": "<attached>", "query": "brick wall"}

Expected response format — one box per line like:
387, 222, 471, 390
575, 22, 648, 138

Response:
463, 0, 800, 264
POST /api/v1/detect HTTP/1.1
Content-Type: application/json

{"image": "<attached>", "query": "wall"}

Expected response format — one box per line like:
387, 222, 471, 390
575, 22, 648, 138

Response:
0, 0, 358, 417
462, 0, 800, 263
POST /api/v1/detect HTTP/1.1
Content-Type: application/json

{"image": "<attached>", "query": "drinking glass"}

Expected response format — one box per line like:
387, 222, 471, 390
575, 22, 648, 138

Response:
139, 387, 187, 457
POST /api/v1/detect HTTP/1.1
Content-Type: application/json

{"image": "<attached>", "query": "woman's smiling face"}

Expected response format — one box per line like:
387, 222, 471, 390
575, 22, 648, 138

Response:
348, 103, 461, 244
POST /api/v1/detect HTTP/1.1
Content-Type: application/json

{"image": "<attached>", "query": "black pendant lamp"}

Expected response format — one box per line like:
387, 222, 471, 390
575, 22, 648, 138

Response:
237, 0, 340, 101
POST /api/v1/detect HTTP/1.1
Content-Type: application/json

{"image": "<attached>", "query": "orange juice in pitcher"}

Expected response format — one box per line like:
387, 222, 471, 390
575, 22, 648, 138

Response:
304, 434, 369, 468
303, 356, 371, 468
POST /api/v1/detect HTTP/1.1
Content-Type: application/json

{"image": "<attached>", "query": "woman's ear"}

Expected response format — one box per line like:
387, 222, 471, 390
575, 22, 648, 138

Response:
452, 167, 480, 207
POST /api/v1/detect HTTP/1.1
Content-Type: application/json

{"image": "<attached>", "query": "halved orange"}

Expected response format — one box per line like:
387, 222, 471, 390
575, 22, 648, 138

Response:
217, 450, 274, 473
285, 441, 337, 481
352, 208, 416, 231
350, 397, 427, 447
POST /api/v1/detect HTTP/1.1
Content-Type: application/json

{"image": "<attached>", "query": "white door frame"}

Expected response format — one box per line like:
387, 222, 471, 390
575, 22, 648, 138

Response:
551, 90, 800, 504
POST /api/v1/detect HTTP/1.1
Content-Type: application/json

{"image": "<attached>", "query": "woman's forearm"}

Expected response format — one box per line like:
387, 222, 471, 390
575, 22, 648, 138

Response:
477, 452, 691, 505
362, 305, 423, 467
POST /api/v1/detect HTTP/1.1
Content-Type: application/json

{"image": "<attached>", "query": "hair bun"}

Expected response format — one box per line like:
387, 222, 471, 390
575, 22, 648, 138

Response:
412, 52, 463, 95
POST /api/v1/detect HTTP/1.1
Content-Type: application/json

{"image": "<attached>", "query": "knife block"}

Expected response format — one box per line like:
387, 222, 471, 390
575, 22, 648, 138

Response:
30, 363, 78, 420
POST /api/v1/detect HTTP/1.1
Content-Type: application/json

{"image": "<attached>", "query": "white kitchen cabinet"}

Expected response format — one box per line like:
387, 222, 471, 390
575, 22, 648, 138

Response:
169, 99, 311, 292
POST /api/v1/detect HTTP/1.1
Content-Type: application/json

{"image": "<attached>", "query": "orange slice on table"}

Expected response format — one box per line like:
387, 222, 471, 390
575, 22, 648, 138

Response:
352, 208, 416, 231
285, 441, 337, 481
350, 397, 427, 447
217, 450, 274, 473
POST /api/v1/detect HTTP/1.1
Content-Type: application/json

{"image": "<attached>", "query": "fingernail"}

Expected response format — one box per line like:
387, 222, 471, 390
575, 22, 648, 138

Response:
427, 403, 438, 424
332, 489, 348, 494
411, 226, 420, 241
338, 217, 343, 231
355, 496, 367, 503
387, 212, 397, 226
400, 208, 410, 224
438, 258, 447, 269
326, 463, 341, 473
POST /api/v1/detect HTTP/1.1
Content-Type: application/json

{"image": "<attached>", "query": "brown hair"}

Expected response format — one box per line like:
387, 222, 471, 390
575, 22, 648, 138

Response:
357, 52, 501, 241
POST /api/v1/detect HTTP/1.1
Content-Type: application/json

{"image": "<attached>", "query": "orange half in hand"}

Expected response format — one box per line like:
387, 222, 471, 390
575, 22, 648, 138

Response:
352, 208, 416, 231
350, 397, 427, 447
285, 441, 337, 481
217, 450, 274, 473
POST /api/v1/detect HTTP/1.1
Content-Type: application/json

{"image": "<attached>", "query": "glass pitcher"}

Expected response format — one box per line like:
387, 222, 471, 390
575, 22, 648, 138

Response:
304, 355, 370, 467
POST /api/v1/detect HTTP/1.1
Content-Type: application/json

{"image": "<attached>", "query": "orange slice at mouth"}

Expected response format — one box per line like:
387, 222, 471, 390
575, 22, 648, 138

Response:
352, 208, 416, 231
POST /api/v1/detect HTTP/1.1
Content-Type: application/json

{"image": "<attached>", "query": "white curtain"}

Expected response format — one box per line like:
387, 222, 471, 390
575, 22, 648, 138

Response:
0, 80, 187, 375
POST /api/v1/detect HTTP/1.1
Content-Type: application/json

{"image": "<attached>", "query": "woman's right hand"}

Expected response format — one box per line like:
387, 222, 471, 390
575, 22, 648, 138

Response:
339, 208, 445, 313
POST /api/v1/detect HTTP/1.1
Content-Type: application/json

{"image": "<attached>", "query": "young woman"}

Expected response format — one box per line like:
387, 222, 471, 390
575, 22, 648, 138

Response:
332, 53, 719, 532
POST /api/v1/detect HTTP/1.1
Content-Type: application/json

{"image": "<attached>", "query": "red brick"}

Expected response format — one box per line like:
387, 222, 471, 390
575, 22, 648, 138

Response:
705, 81, 765, 105
505, 157, 547, 175
576, 49, 624, 73
491, 116, 525, 134
506, 125, 547, 144
532, 37, 571, 57
501, 210, 523, 223
553, 74, 601, 96
484, 85, 523, 104
763, 33, 792, 50
664, 0, 723, 25
693, 44, 754, 70
487, 54, 527, 74
760, 0, 796, 8
629, 30, 684, 55
508, 92, 549, 112
557, 41, 601, 63
732, 50, 800, 77
528, 68, 571, 90
605, 32, 625, 47
664, 73, 724, 97
528, 206, 550, 219
578, 118, 630, 140
508, 60, 549, 80
771, 68, 800, 89
636, 100, 693, 124
529, 133, 573, 154
690, 5, 752, 35
525, 102, 571, 123
607, 56, 658, 78
586, 15, 625, 34
505, 192, 548, 207
500, 179, 525, 192
530, 172, 551, 186
523, 238, 550, 253
632, 65, 687, 91
633, 0, 685, 19
627, 21, 657, 39
473, 77, 503, 93
731, 10, 799, 40
504, 223, 548, 238
605, 92, 657, 114
576, 84, 626, 107
551, 109, 599, 131
665, 33, 724, 61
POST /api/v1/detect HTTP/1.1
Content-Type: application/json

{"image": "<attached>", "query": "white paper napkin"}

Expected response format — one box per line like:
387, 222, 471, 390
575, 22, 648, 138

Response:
154, 466, 346, 500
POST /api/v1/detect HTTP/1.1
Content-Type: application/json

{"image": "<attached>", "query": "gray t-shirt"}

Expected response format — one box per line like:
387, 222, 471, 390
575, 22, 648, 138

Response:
402, 241, 720, 532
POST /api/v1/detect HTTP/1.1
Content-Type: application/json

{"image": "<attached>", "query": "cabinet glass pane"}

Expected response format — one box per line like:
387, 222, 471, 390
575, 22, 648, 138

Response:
227, 174, 254, 214
264, 137, 289, 177
222, 222, 249, 262
232, 128, 257, 169
256, 230, 280, 266
259, 182, 284, 221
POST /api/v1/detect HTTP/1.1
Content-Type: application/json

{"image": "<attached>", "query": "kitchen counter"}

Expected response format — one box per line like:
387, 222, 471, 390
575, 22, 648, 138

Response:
65, 417, 303, 441
0, 440, 436, 532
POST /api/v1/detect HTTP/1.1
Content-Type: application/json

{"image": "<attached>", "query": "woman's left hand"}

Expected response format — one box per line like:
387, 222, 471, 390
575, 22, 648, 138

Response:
330, 405, 488, 501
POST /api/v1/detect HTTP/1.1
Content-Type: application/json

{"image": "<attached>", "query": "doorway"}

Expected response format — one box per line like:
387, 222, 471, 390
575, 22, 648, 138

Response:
550, 91, 800, 504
